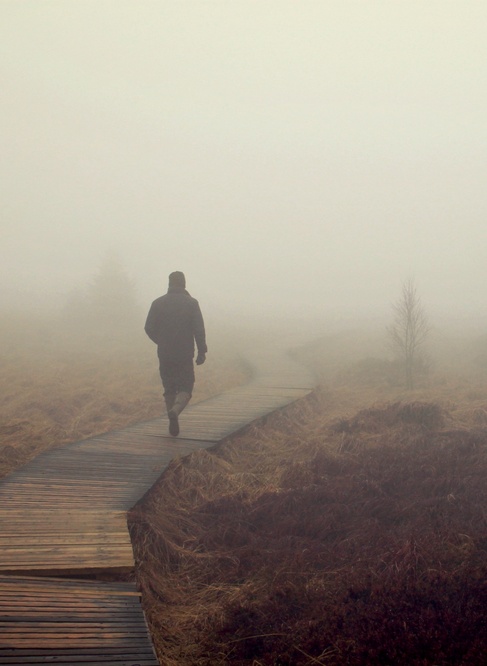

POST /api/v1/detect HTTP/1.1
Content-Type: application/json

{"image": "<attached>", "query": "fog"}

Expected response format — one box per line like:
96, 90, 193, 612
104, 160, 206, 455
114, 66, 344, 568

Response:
2, 1, 487, 327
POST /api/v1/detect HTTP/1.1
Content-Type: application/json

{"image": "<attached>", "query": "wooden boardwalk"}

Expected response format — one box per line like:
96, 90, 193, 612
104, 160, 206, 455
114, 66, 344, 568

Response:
0, 576, 158, 664
0, 347, 315, 662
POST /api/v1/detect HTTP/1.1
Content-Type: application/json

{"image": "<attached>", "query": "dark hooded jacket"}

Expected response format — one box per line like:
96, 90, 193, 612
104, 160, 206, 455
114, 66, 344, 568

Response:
144, 287, 207, 363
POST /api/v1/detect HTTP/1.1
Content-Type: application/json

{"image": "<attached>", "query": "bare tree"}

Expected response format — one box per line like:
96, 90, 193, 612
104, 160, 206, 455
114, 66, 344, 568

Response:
388, 279, 430, 389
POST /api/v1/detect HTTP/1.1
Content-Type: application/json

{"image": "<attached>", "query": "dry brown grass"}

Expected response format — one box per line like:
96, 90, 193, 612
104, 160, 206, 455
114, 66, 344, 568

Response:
129, 371, 487, 665
0, 311, 249, 479
3, 314, 487, 664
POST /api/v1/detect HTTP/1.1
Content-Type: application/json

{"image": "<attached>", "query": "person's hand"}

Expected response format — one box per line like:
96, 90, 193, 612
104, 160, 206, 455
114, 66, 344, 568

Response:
196, 353, 206, 365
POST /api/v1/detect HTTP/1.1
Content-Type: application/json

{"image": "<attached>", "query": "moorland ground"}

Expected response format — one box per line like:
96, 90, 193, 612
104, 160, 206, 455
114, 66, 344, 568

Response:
2, 313, 487, 664
129, 329, 487, 666
0, 310, 249, 479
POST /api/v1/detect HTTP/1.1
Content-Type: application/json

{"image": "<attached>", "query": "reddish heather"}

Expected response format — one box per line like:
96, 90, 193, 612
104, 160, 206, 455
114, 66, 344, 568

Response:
130, 395, 487, 665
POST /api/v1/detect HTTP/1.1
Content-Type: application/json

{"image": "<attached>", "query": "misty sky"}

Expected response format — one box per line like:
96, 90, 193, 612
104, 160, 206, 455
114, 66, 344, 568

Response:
2, 1, 487, 320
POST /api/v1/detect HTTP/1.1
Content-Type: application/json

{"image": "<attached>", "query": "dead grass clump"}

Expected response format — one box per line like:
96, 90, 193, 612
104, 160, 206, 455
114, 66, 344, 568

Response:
130, 395, 487, 665
337, 357, 402, 387
330, 401, 444, 435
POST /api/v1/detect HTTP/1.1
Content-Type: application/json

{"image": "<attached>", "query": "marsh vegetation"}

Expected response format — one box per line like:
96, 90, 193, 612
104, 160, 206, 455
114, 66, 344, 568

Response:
129, 326, 487, 665
2, 312, 487, 664
0, 309, 249, 479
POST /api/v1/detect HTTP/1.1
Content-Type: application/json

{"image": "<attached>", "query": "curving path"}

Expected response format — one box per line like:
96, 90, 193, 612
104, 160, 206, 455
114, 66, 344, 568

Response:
0, 344, 315, 663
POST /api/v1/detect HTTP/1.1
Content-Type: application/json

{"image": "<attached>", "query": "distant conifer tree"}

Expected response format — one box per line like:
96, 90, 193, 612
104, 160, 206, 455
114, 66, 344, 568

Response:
87, 253, 140, 327
62, 253, 141, 339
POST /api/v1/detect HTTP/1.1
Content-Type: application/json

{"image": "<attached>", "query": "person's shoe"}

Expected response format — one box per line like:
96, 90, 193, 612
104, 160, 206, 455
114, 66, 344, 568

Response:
168, 409, 179, 436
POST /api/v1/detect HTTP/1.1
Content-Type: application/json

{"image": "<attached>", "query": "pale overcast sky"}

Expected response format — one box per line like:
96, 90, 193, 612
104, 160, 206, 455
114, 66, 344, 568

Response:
1, 1, 487, 320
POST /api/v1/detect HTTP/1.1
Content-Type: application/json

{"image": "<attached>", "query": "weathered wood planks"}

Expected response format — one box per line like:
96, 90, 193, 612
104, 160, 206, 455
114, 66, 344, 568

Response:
0, 510, 134, 575
0, 432, 206, 574
0, 378, 313, 575
0, 576, 158, 663
0, 346, 316, 662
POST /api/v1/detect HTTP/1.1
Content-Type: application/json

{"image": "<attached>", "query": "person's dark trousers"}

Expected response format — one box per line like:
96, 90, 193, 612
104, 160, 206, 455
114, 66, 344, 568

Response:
158, 358, 195, 414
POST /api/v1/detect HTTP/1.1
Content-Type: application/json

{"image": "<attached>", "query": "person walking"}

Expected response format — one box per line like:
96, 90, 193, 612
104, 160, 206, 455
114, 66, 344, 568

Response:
144, 271, 207, 436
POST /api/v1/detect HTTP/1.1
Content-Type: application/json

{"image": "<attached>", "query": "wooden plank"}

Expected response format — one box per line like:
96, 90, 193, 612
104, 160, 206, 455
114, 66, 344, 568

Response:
0, 599, 140, 608
0, 635, 152, 643
0, 656, 157, 663
0, 533, 131, 544
0, 655, 158, 665
0, 575, 137, 591
0, 612, 144, 621
0, 649, 157, 656
0, 660, 157, 664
